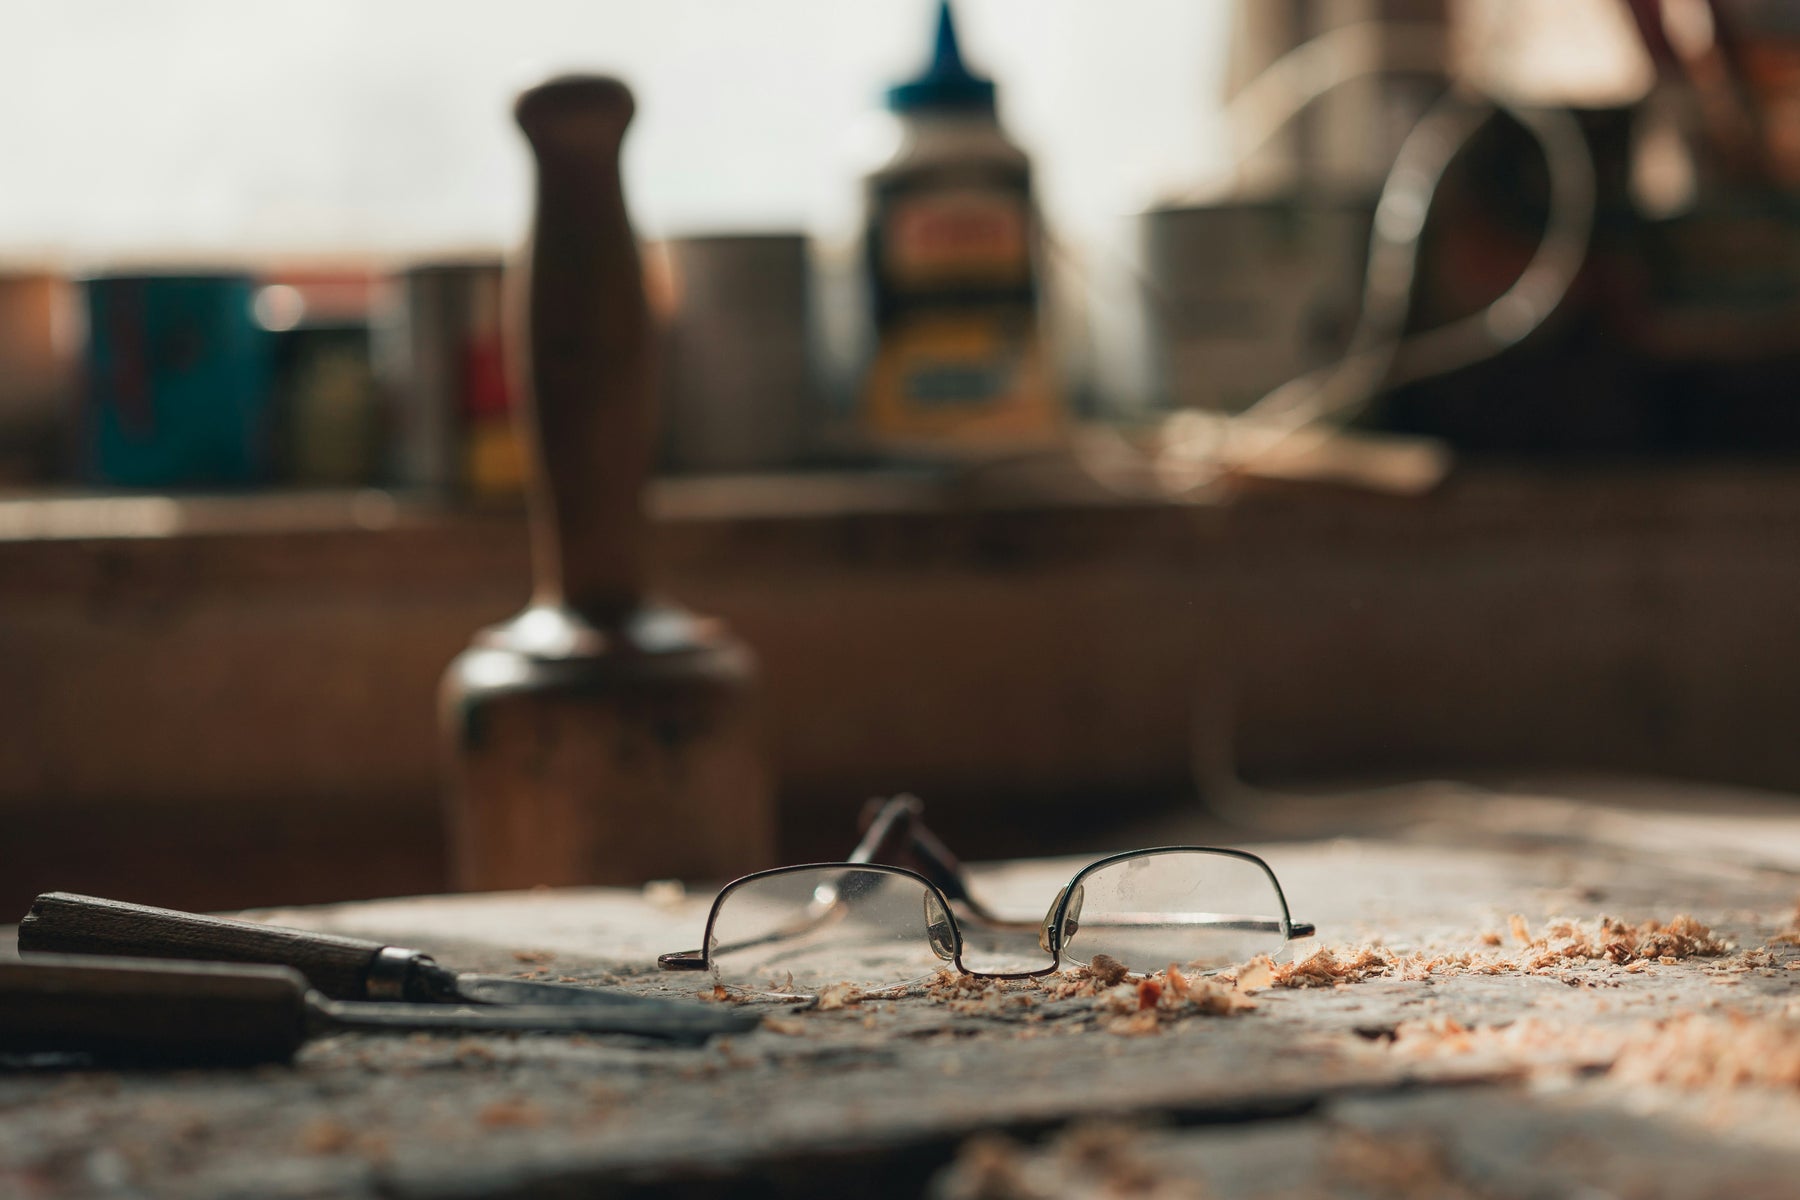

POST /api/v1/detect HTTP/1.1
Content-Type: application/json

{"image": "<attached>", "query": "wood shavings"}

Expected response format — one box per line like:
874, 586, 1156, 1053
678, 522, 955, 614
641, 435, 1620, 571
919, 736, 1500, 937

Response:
1382, 1008, 1800, 1096
1384, 1016, 1621, 1081
814, 982, 865, 1011
1278, 914, 1730, 990
1088, 954, 1129, 988
1523, 915, 1727, 968
1165, 963, 1258, 1017
1035, 964, 1105, 1001
1612, 1014, 1800, 1091
1233, 955, 1276, 993
510, 949, 555, 964
925, 968, 993, 1000
707, 984, 759, 1005
1272, 945, 1392, 988
1097, 963, 1258, 1034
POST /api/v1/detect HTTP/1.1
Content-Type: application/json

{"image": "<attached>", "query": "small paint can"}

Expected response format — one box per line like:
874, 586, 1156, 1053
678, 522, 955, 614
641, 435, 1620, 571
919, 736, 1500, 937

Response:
376, 259, 521, 498
659, 234, 813, 473
81, 272, 272, 488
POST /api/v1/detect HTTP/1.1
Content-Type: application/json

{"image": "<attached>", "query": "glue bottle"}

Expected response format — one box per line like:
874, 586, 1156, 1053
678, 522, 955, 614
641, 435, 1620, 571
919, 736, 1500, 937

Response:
860, 0, 1056, 452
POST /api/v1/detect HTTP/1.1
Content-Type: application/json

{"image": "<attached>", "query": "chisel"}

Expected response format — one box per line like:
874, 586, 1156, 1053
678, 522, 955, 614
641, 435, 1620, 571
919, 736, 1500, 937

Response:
0, 955, 760, 1067
20, 892, 687, 1011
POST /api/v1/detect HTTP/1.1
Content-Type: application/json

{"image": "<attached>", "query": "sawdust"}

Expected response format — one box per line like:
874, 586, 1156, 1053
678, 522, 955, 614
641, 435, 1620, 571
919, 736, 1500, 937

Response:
1387, 1016, 1614, 1072
1762, 900, 1800, 947
1523, 914, 1728, 967
1264, 914, 1730, 989
1271, 945, 1392, 988
1034, 961, 1107, 1001
814, 982, 864, 1011
1384, 1009, 1800, 1094
1088, 954, 1129, 988
1097, 962, 1259, 1034
925, 968, 995, 1000
1233, 955, 1276, 992
1611, 1013, 1800, 1090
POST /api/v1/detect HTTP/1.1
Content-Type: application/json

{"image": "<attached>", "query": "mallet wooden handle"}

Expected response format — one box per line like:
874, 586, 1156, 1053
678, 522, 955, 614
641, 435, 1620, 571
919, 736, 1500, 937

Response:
512, 75, 654, 620
19, 892, 393, 1001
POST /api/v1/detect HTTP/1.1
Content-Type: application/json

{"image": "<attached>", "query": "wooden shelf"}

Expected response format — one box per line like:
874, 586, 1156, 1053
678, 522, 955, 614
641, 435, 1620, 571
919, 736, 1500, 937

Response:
4, 461, 1800, 911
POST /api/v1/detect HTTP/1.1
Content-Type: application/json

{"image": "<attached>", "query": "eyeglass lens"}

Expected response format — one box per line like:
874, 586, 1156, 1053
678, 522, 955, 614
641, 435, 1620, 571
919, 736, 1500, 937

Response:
707, 867, 955, 996
1060, 851, 1289, 974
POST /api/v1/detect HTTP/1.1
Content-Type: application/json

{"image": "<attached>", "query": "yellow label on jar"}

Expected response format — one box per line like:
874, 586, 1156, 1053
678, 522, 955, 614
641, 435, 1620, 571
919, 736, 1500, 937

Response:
862, 313, 1058, 446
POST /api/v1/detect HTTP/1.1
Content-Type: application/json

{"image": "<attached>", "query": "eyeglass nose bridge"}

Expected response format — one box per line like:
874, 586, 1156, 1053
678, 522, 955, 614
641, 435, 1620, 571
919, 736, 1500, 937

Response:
924, 889, 958, 961
1038, 884, 1084, 957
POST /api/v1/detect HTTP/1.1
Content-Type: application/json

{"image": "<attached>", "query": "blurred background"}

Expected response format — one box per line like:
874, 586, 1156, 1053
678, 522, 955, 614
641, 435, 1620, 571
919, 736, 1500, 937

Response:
4, 0, 1799, 914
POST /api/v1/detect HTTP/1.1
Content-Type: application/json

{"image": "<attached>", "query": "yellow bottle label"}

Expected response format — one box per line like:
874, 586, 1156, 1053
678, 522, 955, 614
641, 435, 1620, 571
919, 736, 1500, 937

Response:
862, 313, 1058, 447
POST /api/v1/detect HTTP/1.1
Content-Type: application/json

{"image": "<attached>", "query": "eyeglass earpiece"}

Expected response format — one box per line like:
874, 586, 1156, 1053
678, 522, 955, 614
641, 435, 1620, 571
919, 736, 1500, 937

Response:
924, 891, 957, 961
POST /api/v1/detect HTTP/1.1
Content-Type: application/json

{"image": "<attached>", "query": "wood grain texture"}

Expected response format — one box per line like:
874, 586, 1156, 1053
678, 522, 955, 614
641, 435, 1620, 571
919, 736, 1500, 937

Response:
18, 893, 386, 1001
3, 781, 1799, 1197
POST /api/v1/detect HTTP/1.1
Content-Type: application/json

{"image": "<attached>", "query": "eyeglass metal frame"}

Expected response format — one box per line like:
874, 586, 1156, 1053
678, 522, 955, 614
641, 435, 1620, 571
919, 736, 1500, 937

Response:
659, 796, 1315, 985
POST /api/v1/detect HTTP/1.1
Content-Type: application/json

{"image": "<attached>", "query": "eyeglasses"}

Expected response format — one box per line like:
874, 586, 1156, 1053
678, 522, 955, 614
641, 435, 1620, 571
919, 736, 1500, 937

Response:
659, 796, 1314, 997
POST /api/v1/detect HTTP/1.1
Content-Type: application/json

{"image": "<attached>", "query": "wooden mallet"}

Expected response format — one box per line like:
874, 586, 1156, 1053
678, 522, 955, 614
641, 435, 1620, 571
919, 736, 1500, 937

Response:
441, 75, 774, 890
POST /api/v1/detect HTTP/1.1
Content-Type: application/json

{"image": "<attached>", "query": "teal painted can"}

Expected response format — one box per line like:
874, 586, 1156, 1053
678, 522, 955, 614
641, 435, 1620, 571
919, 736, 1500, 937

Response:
82, 273, 271, 487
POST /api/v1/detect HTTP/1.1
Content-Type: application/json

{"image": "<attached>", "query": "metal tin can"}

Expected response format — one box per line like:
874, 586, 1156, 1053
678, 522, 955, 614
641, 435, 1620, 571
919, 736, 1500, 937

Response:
660, 234, 813, 473
376, 260, 522, 497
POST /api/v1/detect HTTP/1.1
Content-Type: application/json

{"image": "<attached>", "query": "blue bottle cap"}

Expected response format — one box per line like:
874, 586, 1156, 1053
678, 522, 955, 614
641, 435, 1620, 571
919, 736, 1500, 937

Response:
886, 1, 997, 114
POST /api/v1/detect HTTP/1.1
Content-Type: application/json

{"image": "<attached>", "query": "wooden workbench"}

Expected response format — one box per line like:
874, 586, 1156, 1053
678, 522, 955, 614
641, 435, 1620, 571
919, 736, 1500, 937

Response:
4, 775, 1799, 1198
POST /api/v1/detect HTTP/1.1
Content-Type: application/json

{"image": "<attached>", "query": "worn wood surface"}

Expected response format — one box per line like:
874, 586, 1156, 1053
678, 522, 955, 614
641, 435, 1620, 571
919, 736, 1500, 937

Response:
3, 775, 1799, 1197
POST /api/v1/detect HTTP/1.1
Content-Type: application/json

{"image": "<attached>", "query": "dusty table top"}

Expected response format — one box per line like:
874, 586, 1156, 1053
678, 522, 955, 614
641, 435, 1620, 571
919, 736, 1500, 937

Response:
4, 774, 1800, 1199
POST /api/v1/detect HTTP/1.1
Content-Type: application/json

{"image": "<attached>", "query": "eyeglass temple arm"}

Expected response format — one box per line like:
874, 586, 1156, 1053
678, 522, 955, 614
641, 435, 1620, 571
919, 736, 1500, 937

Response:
852, 795, 1004, 924
850, 795, 924, 865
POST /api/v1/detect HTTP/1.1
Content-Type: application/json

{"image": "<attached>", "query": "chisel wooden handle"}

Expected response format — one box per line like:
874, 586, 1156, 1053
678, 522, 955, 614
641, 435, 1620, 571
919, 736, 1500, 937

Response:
19, 892, 393, 1001
0, 955, 310, 1065
512, 75, 654, 620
